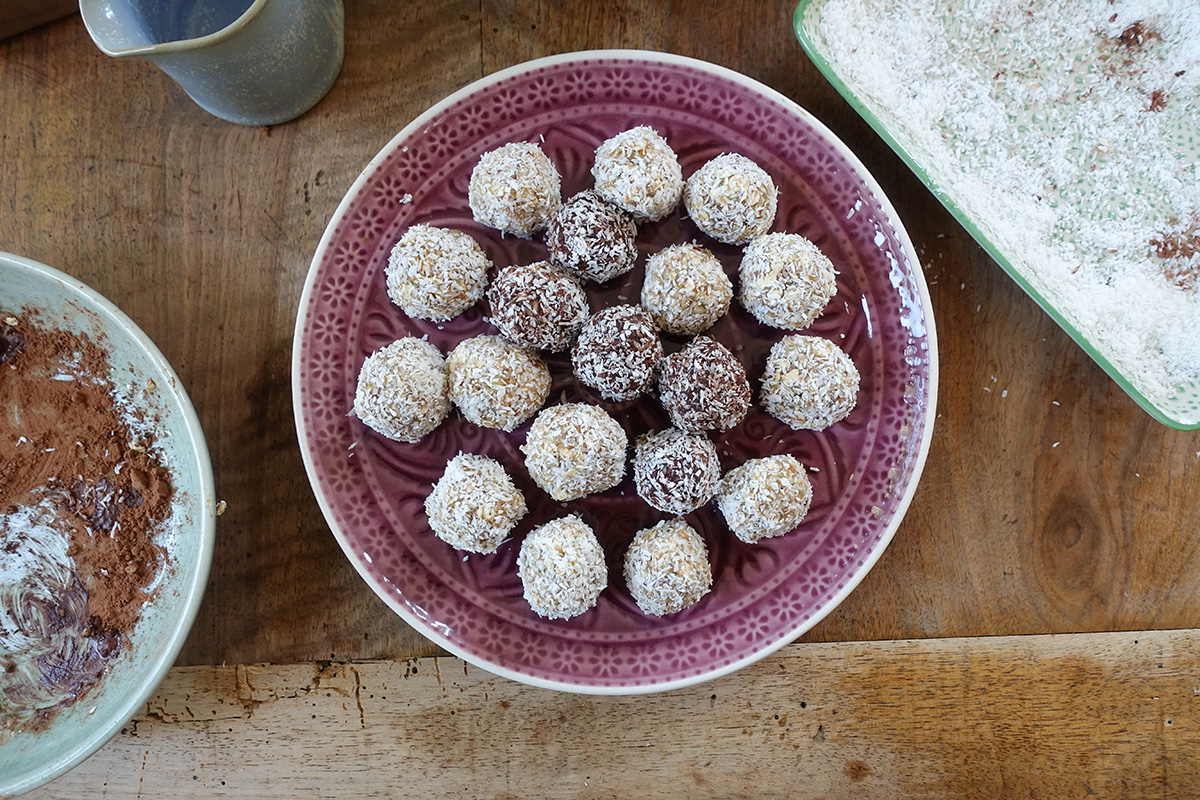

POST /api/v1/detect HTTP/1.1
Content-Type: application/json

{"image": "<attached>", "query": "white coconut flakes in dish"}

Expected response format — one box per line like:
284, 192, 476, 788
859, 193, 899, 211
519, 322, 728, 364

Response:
816, 0, 1200, 405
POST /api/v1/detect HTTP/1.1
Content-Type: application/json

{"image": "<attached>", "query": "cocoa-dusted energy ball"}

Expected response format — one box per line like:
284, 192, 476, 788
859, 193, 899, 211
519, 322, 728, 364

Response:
624, 518, 712, 616
633, 428, 721, 516
545, 190, 638, 284
385, 225, 491, 322
761, 335, 860, 430
684, 153, 778, 245
657, 336, 751, 433
591, 126, 684, 222
487, 262, 589, 352
468, 141, 562, 238
640, 243, 733, 336
633, 429, 715, 515
716, 455, 814, 544
520, 403, 628, 501
572, 305, 663, 402
424, 453, 527, 554
354, 338, 449, 443
739, 232, 837, 330
446, 335, 550, 431
517, 514, 607, 620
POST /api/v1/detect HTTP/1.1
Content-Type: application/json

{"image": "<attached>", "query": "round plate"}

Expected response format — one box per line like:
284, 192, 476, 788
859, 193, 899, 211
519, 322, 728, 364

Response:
293, 51, 937, 694
0, 252, 215, 794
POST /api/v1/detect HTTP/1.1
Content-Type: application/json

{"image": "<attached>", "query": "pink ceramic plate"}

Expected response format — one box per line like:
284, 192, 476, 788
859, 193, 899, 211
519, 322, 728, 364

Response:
293, 51, 937, 694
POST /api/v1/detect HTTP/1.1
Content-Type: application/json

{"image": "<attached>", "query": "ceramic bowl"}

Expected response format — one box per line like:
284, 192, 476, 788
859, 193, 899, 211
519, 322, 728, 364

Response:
0, 252, 215, 795
294, 51, 937, 694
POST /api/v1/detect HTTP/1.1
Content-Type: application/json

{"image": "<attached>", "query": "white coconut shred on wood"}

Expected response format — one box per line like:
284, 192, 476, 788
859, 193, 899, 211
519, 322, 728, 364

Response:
817, 0, 1200, 399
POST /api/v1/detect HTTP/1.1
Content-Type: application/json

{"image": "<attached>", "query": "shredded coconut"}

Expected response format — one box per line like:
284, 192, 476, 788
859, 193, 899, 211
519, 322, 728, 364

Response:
624, 518, 712, 616
571, 305, 663, 401
424, 453, 527, 554
517, 514, 607, 620
641, 243, 733, 335
816, 0, 1200, 410
761, 335, 860, 430
546, 190, 639, 283
739, 233, 838, 331
487, 262, 590, 352
446, 335, 550, 431
716, 455, 814, 544
592, 126, 684, 222
657, 336, 752, 432
468, 142, 562, 238
684, 153, 779, 244
354, 338, 449, 443
633, 428, 721, 516
520, 403, 628, 501
385, 225, 491, 322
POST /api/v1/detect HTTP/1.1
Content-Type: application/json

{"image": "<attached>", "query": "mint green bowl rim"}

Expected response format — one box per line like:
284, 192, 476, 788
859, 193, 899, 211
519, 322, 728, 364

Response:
793, 0, 1199, 431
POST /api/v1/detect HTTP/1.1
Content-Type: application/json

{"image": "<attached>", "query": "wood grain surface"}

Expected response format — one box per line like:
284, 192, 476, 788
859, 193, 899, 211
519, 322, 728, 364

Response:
0, 0, 1197, 675
29, 629, 1200, 798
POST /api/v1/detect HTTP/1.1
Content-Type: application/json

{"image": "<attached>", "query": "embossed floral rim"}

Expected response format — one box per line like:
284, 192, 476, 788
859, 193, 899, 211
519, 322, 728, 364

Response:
293, 50, 939, 694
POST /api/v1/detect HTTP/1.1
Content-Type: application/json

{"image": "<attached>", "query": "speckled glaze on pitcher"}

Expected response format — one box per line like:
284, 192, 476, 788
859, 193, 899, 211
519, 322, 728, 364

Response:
79, 0, 344, 126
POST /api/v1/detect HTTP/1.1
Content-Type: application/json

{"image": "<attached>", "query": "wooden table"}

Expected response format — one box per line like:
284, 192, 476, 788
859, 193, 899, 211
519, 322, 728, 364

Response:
4, 1, 1200, 796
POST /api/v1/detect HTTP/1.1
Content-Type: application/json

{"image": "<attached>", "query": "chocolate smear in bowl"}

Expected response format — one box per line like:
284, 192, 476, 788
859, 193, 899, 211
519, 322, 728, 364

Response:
0, 312, 173, 734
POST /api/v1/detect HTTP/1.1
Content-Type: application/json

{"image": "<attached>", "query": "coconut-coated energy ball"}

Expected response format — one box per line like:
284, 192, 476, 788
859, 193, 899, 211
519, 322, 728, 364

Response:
716, 455, 814, 544
545, 190, 638, 284
487, 262, 590, 352
354, 338, 449, 443
761, 335, 860, 430
739, 232, 837, 330
624, 518, 712, 616
424, 453, 527, 554
591, 126, 684, 222
517, 515, 608, 620
684, 153, 778, 245
657, 336, 751, 433
633, 428, 721, 516
572, 305, 663, 402
385, 225, 491, 322
468, 142, 562, 238
640, 243, 733, 336
520, 403, 628, 501
446, 335, 550, 431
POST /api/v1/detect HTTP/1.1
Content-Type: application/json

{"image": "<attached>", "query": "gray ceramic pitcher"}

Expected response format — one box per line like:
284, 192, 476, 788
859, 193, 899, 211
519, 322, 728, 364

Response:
79, 0, 344, 126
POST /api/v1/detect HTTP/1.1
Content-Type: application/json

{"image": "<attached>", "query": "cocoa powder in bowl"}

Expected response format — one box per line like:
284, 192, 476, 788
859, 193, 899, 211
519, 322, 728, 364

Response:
0, 310, 174, 732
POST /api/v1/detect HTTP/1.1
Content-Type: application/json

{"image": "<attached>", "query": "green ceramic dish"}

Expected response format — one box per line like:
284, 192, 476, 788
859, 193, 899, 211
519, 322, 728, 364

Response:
795, 0, 1200, 430
0, 252, 215, 796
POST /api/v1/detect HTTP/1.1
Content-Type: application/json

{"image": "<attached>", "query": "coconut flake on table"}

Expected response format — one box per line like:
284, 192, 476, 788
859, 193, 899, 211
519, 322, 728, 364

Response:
816, 0, 1200, 400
